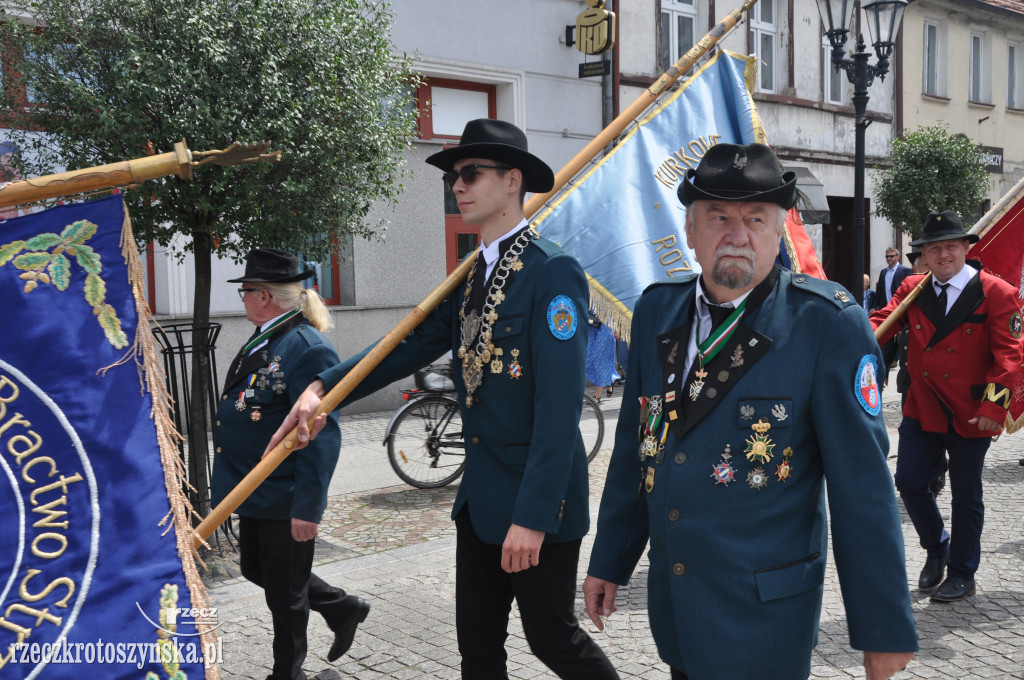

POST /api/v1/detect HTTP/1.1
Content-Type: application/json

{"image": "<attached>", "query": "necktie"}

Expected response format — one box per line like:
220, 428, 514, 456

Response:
466, 251, 487, 313
707, 303, 733, 329
936, 283, 950, 315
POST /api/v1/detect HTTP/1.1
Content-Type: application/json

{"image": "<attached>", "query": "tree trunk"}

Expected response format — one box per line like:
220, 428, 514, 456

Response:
188, 228, 214, 524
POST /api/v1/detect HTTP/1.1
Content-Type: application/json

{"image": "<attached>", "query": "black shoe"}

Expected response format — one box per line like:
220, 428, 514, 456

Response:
918, 552, 949, 590
930, 575, 976, 602
327, 597, 370, 662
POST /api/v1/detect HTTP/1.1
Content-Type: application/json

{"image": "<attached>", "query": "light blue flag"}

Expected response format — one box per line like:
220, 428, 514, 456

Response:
532, 50, 760, 337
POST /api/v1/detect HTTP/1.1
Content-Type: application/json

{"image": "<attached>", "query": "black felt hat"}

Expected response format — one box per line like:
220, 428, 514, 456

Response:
909, 210, 979, 246
907, 245, 922, 265
425, 118, 555, 193
678, 142, 798, 210
227, 248, 314, 283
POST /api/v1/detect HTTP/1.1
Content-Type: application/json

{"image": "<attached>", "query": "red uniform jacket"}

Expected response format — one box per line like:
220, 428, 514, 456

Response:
871, 268, 1023, 437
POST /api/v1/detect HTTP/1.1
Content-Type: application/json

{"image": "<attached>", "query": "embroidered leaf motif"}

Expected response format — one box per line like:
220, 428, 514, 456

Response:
72, 244, 102, 274
61, 219, 98, 245
13, 252, 51, 271
48, 254, 72, 291
0, 240, 25, 266
84, 272, 106, 306
96, 303, 127, 348
1, 218, 125, 350
24, 233, 61, 250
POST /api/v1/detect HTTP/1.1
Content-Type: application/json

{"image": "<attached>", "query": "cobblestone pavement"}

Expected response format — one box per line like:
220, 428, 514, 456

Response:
205, 392, 1024, 679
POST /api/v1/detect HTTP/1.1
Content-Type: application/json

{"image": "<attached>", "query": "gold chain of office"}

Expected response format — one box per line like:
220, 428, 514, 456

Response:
457, 228, 536, 407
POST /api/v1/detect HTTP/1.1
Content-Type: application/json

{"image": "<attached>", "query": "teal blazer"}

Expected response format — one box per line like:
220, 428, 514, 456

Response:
212, 315, 342, 523
588, 267, 917, 678
320, 235, 591, 545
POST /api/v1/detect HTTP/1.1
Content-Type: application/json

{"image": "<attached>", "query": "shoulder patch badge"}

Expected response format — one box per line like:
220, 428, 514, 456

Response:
1010, 310, 1022, 339
855, 354, 882, 416
546, 295, 578, 340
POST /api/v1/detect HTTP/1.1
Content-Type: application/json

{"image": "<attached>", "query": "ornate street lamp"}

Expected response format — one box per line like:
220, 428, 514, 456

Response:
816, 0, 906, 297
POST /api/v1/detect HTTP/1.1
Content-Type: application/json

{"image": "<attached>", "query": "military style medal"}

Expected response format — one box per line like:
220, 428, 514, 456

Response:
747, 467, 769, 490
689, 367, 708, 401
250, 407, 262, 422
645, 466, 656, 493
507, 349, 523, 379
775, 446, 794, 482
711, 443, 736, 485
490, 347, 504, 374
744, 418, 775, 464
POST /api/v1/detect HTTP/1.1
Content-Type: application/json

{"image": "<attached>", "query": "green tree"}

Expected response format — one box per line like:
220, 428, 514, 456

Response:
874, 124, 989, 239
0, 0, 419, 522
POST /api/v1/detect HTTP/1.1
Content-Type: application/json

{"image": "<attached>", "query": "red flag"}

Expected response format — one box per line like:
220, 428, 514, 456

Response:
969, 178, 1024, 432
782, 208, 827, 279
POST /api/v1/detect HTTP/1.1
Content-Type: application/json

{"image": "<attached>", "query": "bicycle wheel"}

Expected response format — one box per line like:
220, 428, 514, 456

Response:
580, 394, 605, 463
387, 395, 466, 488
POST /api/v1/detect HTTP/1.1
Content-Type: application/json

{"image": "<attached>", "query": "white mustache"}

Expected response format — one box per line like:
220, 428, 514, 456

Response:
715, 246, 755, 264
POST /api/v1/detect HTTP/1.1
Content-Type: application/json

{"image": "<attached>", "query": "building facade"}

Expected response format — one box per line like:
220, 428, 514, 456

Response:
618, 0, 903, 293
898, 0, 1024, 210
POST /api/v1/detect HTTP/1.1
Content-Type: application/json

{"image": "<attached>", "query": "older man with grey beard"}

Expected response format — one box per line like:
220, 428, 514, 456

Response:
583, 142, 917, 680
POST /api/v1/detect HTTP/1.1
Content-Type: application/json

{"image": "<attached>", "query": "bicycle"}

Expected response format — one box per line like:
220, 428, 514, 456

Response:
383, 363, 605, 489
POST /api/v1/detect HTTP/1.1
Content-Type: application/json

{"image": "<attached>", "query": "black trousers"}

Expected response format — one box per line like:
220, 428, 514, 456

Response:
239, 516, 350, 680
894, 418, 990, 578
670, 670, 689, 680
454, 510, 619, 679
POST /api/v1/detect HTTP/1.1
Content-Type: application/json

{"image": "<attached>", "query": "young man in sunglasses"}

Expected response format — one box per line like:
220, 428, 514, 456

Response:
269, 118, 619, 679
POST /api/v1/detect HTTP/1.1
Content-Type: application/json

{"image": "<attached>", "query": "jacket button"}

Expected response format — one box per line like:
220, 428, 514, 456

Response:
925, 347, 931, 352
947, 347, 953, 353
923, 372, 929, 377
915, 324, 921, 330
943, 374, 949, 379
966, 328, 973, 334
471, 436, 480, 444
557, 513, 563, 520
505, 326, 512, 334
672, 563, 686, 576
668, 509, 680, 521
216, 420, 220, 427
795, 276, 805, 283
216, 447, 222, 453
674, 452, 687, 464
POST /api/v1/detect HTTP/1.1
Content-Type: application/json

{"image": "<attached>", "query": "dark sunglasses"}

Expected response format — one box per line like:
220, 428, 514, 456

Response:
443, 164, 511, 189
885, 254, 898, 259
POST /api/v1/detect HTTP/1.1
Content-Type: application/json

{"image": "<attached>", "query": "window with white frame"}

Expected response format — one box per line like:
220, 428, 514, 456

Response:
660, 0, 698, 72
922, 20, 946, 97
969, 31, 991, 103
751, 0, 777, 93
1009, 40, 1022, 108
823, 37, 845, 105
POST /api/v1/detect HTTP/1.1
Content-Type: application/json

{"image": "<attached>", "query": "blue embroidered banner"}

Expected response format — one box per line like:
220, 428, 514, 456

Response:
532, 51, 760, 334
0, 195, 214, 678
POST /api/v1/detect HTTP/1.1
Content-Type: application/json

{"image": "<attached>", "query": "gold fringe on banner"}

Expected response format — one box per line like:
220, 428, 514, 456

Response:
102, 202, 221, 679
588, 275, 634, 346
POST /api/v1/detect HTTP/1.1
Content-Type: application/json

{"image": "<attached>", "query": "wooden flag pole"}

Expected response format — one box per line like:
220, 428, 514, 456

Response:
873, 272, 932, 341
0, 139, 280, 209
193, 0, 760, 547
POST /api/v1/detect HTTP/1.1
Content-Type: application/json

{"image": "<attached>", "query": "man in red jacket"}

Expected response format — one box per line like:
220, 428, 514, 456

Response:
872, 210, 1023, 602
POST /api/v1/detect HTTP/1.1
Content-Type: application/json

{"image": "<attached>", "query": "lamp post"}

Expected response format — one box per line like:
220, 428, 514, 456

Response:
816, 0, 906, 297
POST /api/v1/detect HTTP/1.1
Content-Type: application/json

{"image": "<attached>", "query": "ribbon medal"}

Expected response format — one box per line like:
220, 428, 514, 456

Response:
691, 299, 748, 401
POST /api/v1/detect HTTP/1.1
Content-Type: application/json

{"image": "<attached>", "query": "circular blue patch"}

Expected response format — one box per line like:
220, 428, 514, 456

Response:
855, 354, 882, 416
546, 295, 578, 340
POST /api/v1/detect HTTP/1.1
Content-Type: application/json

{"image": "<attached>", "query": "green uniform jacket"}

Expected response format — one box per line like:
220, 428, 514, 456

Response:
588, 267, 917, 679
212, 315, 342, 523
320, 235, 591, 545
